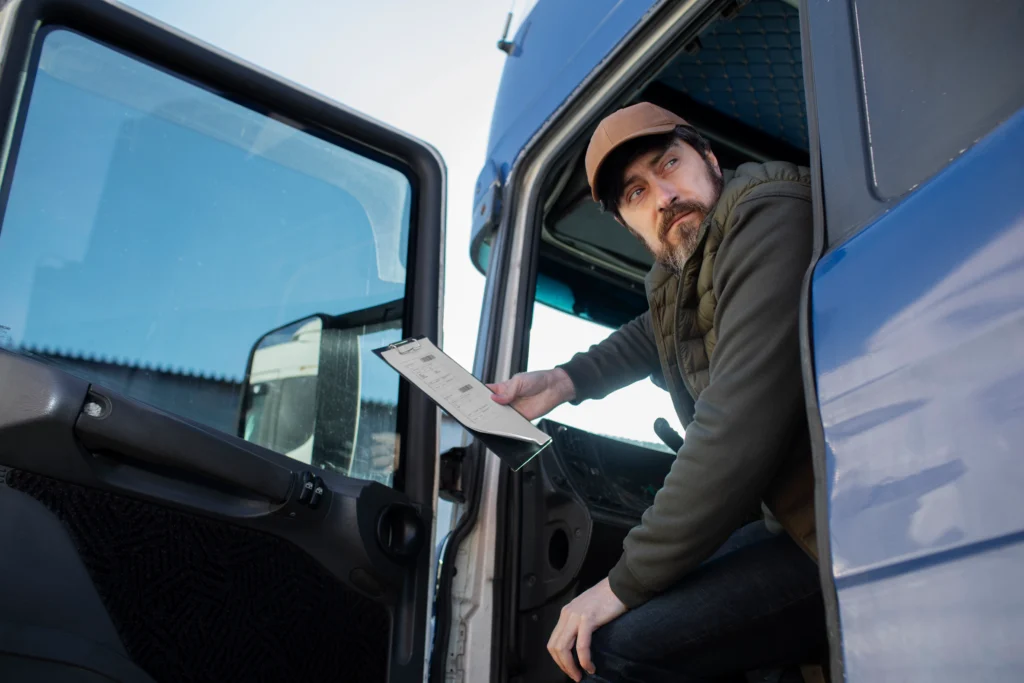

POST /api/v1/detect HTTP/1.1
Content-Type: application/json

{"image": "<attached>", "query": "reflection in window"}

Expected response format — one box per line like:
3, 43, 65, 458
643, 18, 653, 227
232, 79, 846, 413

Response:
0, 29, 411, 486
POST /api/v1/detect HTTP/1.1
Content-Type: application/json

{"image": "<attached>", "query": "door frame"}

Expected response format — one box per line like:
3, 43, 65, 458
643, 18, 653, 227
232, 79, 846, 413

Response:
796, 0, 845, 680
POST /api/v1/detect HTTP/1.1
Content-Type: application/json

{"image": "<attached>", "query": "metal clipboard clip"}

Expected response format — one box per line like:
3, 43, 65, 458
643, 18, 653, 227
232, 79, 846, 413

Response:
388, 338, 422, 355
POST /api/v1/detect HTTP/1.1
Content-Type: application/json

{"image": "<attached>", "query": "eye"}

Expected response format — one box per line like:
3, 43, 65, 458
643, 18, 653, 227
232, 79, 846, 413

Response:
627, 187, 643, 203
664, 157, 678, 170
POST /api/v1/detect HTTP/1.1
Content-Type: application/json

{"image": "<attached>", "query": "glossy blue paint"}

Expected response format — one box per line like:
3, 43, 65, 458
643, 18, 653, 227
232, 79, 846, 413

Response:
812, 106, 1024, 677
840, 540, 1024, 679
471, 0, 658, 257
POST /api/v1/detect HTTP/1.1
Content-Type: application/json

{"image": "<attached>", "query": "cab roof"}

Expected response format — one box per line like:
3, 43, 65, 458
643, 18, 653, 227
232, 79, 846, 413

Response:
470, 0, 660, 251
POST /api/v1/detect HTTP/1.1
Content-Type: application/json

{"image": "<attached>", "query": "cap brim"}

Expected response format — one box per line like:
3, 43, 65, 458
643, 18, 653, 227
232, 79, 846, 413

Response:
589, 122, 680, 201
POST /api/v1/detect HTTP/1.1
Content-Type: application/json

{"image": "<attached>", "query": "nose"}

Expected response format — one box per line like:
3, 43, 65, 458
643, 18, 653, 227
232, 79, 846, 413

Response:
653, 176, 679, 211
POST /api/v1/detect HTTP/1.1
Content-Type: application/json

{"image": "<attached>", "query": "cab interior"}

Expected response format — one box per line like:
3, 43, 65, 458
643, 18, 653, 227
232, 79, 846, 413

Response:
502, 1, 824, 681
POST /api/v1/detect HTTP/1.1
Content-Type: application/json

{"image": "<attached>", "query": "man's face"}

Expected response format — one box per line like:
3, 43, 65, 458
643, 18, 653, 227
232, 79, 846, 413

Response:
616, 139, 723, 272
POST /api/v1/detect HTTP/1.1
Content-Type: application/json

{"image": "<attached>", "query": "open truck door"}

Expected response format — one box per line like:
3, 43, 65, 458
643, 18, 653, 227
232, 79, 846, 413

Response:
0, 1, 444, 681
803, 1, 1024, 680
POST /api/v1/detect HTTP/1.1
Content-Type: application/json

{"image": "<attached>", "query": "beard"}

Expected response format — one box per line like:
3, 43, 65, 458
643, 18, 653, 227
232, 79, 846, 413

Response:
656, 158, 724, 273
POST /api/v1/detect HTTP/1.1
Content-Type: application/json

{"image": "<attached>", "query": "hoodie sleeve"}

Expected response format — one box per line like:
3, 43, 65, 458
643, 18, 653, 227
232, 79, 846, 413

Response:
607, 184, 813, 607
557, 310, 660, 404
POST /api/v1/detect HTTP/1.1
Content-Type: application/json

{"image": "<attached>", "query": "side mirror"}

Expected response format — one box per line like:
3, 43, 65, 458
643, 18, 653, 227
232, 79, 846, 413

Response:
238, 299, 403, 474
238, 315, 328, 465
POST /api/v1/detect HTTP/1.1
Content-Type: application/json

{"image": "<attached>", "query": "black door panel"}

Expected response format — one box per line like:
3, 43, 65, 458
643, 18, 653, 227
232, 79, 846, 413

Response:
0, 349, 417, 601
0, 349, 413, 680
2, 472, 390, 683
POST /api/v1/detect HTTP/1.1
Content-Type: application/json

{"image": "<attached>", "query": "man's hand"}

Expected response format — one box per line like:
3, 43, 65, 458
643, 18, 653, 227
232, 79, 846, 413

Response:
547, 577, 627, 681
487, 368, 576, 420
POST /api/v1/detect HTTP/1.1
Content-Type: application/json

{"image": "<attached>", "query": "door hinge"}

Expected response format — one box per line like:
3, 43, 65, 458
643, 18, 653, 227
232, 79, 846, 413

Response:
439, 447, 467, 504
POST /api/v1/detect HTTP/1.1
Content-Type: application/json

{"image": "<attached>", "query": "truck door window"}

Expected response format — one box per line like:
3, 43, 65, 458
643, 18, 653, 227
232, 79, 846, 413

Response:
0, 29, 412, 486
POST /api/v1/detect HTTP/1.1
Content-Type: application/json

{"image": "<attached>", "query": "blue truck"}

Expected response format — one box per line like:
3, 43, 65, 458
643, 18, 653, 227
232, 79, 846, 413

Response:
0, 0, 1021, 682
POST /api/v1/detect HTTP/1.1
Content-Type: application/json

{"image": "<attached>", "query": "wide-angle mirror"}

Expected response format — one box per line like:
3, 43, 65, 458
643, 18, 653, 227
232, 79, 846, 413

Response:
240, 315, 325, 464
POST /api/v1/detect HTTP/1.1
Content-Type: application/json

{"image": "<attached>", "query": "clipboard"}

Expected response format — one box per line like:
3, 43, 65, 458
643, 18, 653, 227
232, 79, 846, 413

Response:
374, 337, 552, 471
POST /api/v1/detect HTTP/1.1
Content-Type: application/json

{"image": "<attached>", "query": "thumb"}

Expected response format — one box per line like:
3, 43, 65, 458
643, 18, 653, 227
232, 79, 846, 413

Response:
488, 377, 521, 404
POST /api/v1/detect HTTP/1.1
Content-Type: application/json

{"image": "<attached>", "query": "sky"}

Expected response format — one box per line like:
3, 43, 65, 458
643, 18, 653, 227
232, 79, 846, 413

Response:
0, 0, 683, 445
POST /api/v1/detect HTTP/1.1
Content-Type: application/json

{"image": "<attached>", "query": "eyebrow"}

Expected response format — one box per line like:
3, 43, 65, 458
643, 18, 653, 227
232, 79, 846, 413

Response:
648, 149, 670, 170
620, 150, 670, 199
620, 172, 642, 194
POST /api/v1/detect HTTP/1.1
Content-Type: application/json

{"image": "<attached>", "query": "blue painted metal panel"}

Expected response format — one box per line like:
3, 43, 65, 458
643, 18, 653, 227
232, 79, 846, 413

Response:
485, 0, 657, 181
839, 539, 1024, 679
471, 0, 658, 259
812, 107, 1024, 678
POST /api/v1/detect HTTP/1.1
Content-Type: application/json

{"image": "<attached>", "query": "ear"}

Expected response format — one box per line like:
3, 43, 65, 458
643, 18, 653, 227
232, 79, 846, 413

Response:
707, 149, 722, 176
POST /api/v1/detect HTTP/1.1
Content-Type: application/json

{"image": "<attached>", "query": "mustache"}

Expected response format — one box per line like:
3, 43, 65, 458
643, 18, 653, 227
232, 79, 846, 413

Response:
658, 200, 708, 243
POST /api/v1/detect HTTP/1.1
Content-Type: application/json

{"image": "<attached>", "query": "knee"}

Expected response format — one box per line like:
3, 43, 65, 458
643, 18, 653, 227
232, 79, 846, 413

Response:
586, 621, 655, 683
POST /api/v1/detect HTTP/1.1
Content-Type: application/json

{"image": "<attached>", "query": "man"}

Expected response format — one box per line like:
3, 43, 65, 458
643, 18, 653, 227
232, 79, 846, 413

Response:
489, 103, 824, 682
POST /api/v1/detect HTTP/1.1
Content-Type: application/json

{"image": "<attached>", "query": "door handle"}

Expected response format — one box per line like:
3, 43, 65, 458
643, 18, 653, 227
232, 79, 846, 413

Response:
75, 389, 294, 503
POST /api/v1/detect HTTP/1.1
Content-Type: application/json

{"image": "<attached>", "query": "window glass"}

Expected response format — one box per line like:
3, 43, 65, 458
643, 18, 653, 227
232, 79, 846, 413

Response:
527, 305, 682, 452
0, 29, 411, 486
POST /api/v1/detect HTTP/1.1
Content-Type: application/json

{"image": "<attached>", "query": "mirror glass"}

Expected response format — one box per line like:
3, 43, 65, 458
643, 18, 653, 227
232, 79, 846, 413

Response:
242, 316, 323, 463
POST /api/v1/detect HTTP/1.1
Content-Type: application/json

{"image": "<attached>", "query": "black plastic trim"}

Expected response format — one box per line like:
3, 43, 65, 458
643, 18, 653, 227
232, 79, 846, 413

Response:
77, 388, 296, 503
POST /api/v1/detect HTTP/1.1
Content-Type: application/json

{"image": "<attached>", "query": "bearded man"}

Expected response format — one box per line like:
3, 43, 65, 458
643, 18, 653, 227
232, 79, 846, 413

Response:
489, 103, 825, 683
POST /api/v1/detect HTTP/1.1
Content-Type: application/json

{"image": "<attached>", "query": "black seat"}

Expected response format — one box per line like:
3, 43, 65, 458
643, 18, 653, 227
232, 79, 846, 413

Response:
0, 483, 156, 683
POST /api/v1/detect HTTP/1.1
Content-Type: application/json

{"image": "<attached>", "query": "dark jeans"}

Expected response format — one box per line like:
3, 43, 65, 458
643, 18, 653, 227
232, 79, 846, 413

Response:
585, 521, 825, 683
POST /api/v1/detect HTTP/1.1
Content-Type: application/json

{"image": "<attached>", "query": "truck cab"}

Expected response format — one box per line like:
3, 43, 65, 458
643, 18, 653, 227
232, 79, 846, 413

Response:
451, 0, 1024, 682
0, 0, 1021, 682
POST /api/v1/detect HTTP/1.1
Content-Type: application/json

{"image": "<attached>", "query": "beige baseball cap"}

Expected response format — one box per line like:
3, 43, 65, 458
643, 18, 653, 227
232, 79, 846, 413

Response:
585, 102, 689, 201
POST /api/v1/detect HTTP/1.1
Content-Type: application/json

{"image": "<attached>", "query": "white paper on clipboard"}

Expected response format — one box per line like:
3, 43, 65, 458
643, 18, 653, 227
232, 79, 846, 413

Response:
374, 337, 551, 470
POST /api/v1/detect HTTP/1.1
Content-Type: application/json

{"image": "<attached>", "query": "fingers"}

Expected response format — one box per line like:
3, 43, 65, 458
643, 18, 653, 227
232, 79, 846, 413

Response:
490, 392, 513, 405
548, 610, 584, 682
576, 619, 596, 676
486, 377, 519, 405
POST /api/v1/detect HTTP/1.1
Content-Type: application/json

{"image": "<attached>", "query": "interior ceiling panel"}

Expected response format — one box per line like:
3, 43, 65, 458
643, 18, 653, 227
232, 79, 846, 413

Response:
656, 0, 807, 151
